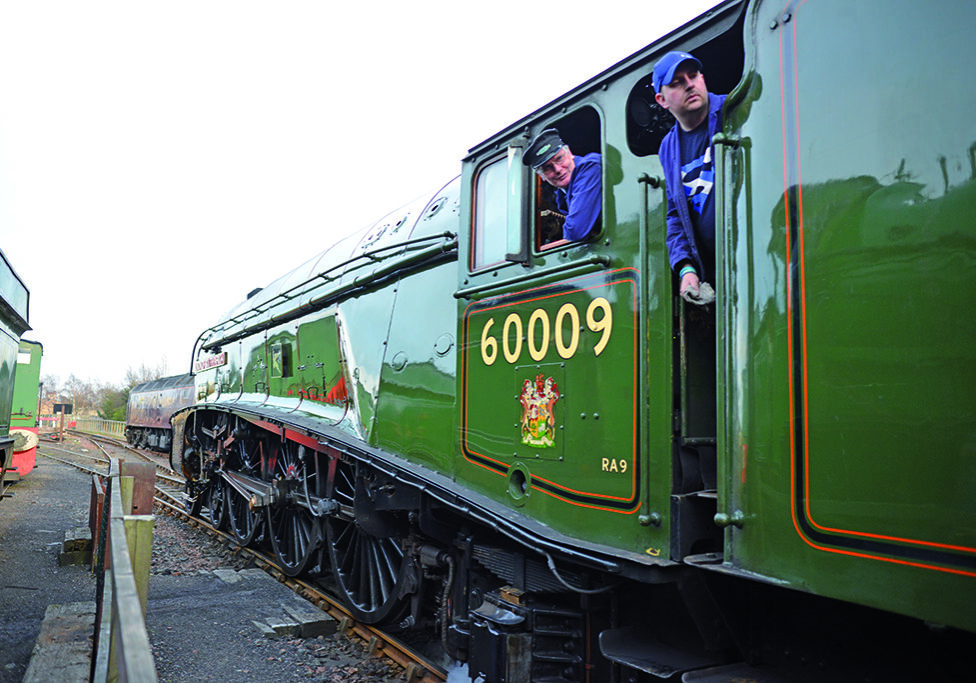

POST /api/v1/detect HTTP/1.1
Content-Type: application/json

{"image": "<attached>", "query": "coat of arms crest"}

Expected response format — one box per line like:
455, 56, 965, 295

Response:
519, 373, 560, 448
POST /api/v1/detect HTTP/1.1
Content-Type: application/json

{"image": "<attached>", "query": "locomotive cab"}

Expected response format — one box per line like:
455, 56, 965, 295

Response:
459, 0, 746, 562
456, 4, 749, 677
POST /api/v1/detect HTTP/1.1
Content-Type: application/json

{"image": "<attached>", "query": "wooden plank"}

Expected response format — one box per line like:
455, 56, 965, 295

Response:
120, 462, 156, 516
92, 572, 113, 683
123, 515, 154, 614
22, 602, 96, 683
88, 475, 104, 569
119, 475, 134, 517
108, 516, 157, 681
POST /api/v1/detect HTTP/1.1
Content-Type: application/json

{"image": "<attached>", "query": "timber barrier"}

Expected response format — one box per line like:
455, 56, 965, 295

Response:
90, 457, 158, 682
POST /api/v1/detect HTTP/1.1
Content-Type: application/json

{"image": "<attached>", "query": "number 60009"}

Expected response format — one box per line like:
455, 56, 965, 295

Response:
479, 297, 612, 366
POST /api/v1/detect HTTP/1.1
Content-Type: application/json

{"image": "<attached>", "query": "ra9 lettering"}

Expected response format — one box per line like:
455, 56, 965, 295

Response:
479, 298, 613, 366
601, 458, 628, 473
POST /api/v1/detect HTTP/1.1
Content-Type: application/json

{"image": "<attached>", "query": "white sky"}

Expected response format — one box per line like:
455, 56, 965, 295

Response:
0, 0, 720, 386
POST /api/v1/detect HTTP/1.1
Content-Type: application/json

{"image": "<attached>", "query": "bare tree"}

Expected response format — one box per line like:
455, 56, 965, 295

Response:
60, 374, 98, 415
36, 357, 170, 417
124, 360, 168, 389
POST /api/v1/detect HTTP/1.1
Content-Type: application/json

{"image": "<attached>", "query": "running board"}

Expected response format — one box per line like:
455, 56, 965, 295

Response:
599, 626, 725, 679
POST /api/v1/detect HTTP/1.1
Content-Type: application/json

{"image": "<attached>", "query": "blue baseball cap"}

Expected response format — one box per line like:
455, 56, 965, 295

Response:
652, 51, 702, 93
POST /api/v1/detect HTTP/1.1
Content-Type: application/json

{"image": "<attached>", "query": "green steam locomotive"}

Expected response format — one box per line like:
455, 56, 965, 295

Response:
176, 1, 975, 680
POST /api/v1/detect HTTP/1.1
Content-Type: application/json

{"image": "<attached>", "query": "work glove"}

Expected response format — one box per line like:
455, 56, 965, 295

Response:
679, 271, 715, 306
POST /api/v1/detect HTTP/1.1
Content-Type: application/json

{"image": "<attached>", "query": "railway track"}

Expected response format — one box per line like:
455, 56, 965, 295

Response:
39, 432, 448, 683
76, 431, 175, 471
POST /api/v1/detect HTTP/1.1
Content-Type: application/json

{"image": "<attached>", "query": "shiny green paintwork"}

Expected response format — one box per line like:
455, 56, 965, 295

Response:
373, 261, 458, 473
11, 340, 42, 427
720, 0, 976, 630
294, 315, 344, 404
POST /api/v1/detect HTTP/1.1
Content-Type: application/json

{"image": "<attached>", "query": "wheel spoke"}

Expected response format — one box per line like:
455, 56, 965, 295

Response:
204, 478, 227, 529
326, 459, 411, 625
227, 439, 263, 545
267, 441, 319, 576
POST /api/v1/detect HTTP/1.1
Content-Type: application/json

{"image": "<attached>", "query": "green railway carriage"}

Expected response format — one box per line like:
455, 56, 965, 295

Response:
0, 249, 31, 495
7, 339, 43, 481
177, 1, 976, 679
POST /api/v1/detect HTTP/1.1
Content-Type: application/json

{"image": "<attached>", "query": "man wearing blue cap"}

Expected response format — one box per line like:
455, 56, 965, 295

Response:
522, 129, 602, 241
653, 51, 726, 305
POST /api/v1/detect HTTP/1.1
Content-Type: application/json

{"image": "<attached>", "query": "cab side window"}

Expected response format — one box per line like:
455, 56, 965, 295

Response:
471, 152, 520, 270
470, 106, 602, 271
530, 106, 602, 251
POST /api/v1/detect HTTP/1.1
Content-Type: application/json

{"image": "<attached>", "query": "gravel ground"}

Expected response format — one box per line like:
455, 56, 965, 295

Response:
0, 455, 95, 682
149, 511, 407, 683
150, 511, 252, 576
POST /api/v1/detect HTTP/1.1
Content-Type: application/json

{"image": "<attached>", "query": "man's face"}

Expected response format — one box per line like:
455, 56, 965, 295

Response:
655, 63, 708, 121
536, 146, 575, 190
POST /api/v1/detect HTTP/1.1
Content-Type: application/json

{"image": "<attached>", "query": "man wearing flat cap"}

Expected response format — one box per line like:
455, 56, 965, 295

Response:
654, 50, 726, 305
523, 129, 601, 241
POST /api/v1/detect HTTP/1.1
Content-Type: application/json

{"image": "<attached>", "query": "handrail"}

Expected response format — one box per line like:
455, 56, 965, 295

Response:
453, 254, 611, 301
193, 232, 457, 355
195, 235, 458, 353
73, 417, 125, 439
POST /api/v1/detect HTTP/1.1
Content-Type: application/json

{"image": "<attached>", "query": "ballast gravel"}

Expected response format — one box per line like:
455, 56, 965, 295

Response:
149, 512, 406, 682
